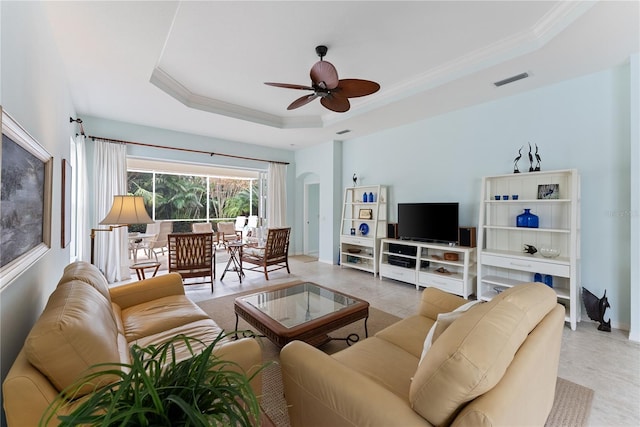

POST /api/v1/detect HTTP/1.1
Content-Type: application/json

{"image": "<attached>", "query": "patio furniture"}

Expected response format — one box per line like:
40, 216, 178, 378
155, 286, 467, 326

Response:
146, 220, 173, 256
241, 227, 291, 280
168, 232, 216, 291
192, 222, 214, 233
216, 221, 242, 248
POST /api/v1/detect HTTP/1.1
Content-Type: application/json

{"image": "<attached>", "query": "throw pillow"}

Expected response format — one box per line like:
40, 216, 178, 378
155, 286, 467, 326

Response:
419, 299, 482, 365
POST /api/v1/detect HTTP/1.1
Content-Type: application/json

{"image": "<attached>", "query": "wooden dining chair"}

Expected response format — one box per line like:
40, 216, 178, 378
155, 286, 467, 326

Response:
168, 232, 215, 291
241, 227, 291, 280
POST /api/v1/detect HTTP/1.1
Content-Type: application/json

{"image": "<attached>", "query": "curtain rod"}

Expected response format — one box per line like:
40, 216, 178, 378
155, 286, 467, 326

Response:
87, 135, 290, 165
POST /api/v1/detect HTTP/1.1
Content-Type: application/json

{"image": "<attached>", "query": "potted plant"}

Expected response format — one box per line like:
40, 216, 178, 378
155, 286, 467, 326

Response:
41, 333, 265, 426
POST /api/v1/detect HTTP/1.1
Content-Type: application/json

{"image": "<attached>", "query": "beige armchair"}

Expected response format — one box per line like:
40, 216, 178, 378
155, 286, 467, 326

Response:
241, 227, 291, 280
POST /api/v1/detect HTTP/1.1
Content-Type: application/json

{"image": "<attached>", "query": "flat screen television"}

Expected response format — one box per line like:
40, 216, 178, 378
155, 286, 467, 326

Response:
397, 202, 459, 244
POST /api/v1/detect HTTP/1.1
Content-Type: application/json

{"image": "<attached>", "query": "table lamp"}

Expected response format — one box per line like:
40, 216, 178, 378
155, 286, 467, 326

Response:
91, 195, 154, 264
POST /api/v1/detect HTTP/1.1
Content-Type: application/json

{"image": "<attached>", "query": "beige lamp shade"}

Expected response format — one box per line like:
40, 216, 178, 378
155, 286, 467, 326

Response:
99, 195, 154, 225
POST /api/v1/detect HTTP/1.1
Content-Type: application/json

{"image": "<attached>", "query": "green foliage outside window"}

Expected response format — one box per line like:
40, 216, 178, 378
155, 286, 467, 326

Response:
127, 171, 259, 230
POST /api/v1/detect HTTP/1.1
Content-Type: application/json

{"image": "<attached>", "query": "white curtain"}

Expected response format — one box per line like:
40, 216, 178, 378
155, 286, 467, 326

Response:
74, 134, 91, 262
267, 163, 287, 227
94, 140, 129, 282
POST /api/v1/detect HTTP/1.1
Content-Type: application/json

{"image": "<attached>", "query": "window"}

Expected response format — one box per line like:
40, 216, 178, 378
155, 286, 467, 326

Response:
127, 159, 265, 232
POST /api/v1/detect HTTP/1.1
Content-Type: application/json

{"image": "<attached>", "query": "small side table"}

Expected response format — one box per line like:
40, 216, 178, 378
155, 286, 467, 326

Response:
130, 261, 161, 280
221, 242, 244, 282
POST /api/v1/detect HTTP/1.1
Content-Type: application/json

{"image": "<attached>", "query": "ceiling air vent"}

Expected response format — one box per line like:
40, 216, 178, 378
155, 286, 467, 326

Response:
336, 129, 351, 135
494, 72, 529, 87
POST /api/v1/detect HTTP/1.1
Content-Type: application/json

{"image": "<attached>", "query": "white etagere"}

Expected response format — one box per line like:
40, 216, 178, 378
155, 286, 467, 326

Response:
477, 169, 581, 330
339, 185, 387, 275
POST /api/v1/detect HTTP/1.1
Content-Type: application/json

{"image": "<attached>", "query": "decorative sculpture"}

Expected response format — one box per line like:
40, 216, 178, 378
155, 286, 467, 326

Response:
523, 244, 537, 255
582, 287, 611, 332
528, 142, 534, 172
352, 173, 358, 186
534, 144, 541, 171
513, 146, 522, 173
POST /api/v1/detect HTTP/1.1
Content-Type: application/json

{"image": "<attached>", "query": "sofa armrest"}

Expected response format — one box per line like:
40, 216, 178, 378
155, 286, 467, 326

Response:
214, 337, 263, 397
109, 273, 185, 309
280, 341, 428, 427
418, 287, 468, 320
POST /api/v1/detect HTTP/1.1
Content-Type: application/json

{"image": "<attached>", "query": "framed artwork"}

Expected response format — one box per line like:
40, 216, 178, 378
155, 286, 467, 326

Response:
358, 208, 373, 219
61, 158, 72, 248
0, 107, 53, 289
537, 184, 559, 199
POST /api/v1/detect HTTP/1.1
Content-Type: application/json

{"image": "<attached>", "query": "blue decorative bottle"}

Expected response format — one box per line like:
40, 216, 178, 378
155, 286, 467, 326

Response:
516, 209, 539, 228
369, 192, 375, 203
362, 192, 368, 203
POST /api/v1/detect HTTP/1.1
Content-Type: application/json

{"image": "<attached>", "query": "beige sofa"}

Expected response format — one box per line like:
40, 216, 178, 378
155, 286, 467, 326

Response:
3, 261, 262, 427
281, 282, 564, 426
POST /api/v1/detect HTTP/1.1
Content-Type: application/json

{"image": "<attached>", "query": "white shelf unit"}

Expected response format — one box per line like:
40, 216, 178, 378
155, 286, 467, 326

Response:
379, 239, 477, 298
340, 185, 387, 275
477, 169, 580, 330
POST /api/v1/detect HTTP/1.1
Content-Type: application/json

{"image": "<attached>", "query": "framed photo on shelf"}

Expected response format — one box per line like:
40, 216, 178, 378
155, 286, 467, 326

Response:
1, 107, 53, 289
358, 208, 373, 219
537, 184, 559, 199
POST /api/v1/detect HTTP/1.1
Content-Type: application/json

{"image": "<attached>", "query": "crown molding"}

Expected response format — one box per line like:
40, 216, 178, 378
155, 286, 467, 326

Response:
150, 67, 323, 129
150, 1, 594, 130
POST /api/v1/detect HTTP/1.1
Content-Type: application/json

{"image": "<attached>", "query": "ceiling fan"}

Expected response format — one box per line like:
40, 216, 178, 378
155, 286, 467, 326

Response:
265, 45, 380, 113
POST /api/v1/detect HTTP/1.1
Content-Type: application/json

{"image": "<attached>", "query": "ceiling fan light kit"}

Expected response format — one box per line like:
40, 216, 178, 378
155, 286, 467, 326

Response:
265, 45, 380, 113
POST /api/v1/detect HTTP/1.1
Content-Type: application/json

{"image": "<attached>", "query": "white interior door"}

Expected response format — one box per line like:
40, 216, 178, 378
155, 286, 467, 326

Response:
304, 183, 320, 256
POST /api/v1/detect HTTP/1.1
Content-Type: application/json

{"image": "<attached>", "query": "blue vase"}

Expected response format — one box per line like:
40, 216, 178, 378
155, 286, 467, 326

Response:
369, 192, 375, 203
544, 275, 553, 288
516, 209, 539, 228
362, 192, 368, 203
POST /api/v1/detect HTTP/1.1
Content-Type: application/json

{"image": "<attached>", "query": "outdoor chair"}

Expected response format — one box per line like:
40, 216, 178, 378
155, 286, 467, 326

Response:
191, 222, 214, 233
146, 220, 173, 256
241, 227, 291, 280
216, 221, 242, 248
168, 232, 216, 291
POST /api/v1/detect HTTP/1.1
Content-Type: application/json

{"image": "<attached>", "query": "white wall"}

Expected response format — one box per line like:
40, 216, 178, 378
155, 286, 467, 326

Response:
630, 53, 639, 342
338, 65, 633, 331
1, 2, 77, 424
294, 141, 342, 264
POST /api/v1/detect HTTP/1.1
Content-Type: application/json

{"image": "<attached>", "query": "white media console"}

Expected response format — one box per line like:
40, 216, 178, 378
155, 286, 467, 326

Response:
379, 238, 477, 298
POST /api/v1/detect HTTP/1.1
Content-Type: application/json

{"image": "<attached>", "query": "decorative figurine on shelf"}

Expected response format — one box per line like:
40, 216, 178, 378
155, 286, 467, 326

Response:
513, 146, 523, 173
528, 142, 535, 172
534, 144, 541, 171
523, 244, 538, 255
582, 287, 612, 332
352, 173, 358, 186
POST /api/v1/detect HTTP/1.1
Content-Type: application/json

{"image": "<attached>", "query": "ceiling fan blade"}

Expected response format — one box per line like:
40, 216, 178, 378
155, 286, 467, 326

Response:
264, 82, 315, 91
336, 79, 380, 98
287, 93, 319, 110
321, 94, 350, 113
310, 61, 339, 89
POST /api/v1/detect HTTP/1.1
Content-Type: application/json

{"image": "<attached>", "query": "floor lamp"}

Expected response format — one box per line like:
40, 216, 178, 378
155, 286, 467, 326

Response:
91, 195, 154, 265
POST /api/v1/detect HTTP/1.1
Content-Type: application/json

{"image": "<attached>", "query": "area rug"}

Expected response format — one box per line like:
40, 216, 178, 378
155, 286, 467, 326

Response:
197, 290, 594, 427
289, 254, 318, 263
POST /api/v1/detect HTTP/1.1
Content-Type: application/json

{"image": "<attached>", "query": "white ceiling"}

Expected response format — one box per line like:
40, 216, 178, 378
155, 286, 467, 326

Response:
43, 1, 639, 150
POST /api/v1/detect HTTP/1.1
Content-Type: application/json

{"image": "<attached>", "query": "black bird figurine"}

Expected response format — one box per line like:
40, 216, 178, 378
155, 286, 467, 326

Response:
352, 173, 358, 186
528, 142, 534, 172
513, 146, 523, 174
534, 144, 541, 171
582, 287, 611, 332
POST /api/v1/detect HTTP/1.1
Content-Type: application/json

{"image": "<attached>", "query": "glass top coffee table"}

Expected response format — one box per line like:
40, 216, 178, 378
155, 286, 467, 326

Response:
234, 281, 369, 347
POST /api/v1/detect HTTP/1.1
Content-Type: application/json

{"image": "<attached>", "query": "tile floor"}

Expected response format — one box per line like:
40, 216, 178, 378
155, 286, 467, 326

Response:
116, 254, 640, 426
